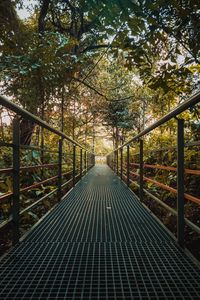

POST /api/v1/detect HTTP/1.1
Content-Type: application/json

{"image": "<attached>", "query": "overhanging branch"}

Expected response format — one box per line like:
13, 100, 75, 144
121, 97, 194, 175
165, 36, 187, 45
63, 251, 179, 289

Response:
72, 78, 135, 103
81, 44, 112, 53
72, 77, 107, 99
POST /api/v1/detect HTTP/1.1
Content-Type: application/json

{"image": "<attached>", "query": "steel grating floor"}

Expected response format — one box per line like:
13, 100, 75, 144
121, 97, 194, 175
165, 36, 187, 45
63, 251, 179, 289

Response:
0, 165, 200, 299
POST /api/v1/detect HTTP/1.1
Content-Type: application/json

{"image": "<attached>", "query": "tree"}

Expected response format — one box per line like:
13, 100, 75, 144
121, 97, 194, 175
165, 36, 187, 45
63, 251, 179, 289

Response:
0, 0, 199, 147
112, 0, 200, 94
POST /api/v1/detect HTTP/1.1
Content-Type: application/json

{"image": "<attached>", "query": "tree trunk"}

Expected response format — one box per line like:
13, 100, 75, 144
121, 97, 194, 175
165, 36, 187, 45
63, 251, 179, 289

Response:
38, 0, 51, 33
19, 118, 35, 145
61, 87, 65, 132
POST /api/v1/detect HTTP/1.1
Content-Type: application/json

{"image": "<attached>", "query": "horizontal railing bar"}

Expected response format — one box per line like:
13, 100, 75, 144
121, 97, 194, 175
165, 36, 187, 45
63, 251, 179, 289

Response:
0, 170, 83, 229
20, 163, 59, 172
20, 172, 80, 215
0, 163, 73, 174
20, 171, 72, 192
130, 171, 200, 205
130, 163, 200, 175
20, 173, 76, 215
19, 188, 58, 216
143, 176, 200, 205
0, 95, 87, 150
62, 170, 73, 176
0, 168, 13, 174
56, 171, 84, 189
130, 179, 200, 235
0, 191, 12, 202
146, 140, 200, 154
0, 142, 13, 147
185, 218, 200, 235
0, 217, 12, 230
123, 140, 200, 157
185, 140, 200, 147
60, 177, 74, 189
0, 170, 73, 201
130, 180, 176, 214
112, 90, 200, 152
20, 145, 59, 153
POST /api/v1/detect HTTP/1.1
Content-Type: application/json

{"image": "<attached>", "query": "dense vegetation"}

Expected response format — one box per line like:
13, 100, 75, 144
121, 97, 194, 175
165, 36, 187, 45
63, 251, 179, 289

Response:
0, 0, 199, 258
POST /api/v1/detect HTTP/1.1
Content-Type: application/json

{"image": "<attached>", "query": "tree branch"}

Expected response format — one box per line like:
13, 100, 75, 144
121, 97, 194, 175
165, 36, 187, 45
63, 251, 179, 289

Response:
81, 44, 111, 53
38, 0, 51, 33
72, 77, 135, 103
72, 77, 107, 99
111, 95, 135, 102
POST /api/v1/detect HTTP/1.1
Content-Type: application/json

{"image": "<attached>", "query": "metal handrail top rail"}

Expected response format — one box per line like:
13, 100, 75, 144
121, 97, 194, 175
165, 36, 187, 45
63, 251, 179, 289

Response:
110, 90, 200, 153
0, 95, 88, 151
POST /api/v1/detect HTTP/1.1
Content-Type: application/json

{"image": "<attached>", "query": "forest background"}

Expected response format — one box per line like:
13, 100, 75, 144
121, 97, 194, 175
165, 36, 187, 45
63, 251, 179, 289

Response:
0, 0, 200, 258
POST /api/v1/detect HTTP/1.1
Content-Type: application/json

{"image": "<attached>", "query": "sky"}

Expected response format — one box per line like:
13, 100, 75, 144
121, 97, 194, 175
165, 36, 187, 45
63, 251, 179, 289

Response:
17, 0, 37, 20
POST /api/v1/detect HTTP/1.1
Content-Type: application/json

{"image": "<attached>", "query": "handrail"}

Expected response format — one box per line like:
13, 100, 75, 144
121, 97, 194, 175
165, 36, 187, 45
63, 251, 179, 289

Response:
130, 163, 200, 175
107, 90, 200, 249
129, 179, 200, 235
129, 171, 200, 205
115, 90, 200, 151
0, 95, 86, 150
0, 95, 95, 248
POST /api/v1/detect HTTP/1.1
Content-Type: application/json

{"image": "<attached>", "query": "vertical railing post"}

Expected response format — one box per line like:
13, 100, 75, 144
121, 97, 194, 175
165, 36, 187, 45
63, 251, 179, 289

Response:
91, 153, 93, 168
116, 149, 119, 176
57, 138, 63, 201
73, 145, 76, 186
80, 148, 83, 179
177, 118, 185, 247
86, 152, 89, 171
41, 127, 44, 179
120, 148, 123, 180
84, 150, 87, 173
12, 117, 20, 245
88, 153, 90, 169
139, 139, 144, 202
127, 145, 130, 187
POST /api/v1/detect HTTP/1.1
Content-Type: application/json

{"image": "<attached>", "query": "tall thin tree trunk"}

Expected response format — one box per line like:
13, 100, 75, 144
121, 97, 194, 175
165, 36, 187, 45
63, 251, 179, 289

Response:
72, 97, 75, 140
61, 87, 65, 132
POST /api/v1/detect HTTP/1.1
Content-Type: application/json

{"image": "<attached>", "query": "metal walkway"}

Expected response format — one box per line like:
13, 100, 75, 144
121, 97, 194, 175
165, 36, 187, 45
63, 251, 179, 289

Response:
0, 165, 200, 299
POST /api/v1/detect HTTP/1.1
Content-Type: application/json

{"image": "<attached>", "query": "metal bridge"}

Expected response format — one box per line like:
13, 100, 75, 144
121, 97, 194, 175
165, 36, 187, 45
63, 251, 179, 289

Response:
0, 93, 200, 299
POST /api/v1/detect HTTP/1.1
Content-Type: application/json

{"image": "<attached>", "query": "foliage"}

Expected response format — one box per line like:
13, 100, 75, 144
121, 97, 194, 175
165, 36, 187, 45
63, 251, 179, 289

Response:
0, 0, 199, 259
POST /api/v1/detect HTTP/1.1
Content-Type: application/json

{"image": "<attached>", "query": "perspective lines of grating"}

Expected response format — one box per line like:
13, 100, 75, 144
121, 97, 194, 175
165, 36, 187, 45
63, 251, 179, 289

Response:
0, 165, 200, 299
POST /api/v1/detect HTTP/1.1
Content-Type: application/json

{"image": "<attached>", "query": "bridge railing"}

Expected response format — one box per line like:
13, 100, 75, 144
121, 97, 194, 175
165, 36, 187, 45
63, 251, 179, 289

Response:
0, 95, 95, 248
107, 91, 200, 248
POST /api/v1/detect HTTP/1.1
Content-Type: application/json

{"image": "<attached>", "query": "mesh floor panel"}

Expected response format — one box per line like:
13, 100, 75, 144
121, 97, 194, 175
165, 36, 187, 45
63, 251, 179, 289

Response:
0, 165, 200, 299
